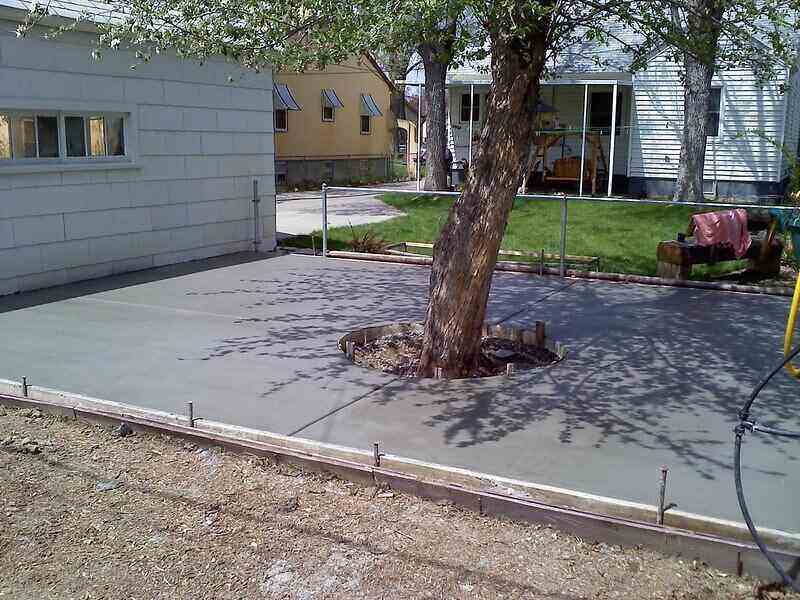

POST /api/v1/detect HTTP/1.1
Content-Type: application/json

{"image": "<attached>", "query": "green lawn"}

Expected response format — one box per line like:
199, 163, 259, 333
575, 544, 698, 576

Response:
287, 192, 747, 278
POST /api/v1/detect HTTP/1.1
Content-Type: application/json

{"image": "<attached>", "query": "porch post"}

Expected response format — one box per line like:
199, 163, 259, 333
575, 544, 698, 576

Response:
468, 83, 475, 168
579, 83, 589, 197
607, 83, 618, 197
417, 82, 422, 191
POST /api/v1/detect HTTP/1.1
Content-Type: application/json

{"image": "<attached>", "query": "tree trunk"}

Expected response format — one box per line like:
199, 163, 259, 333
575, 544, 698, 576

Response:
673, 0, 724, 203
384, 49, 413, 120
418, 35, 547, 377
420, 46, 450, 191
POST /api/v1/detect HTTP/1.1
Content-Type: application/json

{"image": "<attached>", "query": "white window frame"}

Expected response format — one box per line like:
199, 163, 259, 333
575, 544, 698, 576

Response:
360, 114, 371, 135
61, 113, 128, 161
0, 102, 137, 174
707, 86, 724, 138
460, 92, 480, 123
274, 108, 288, 132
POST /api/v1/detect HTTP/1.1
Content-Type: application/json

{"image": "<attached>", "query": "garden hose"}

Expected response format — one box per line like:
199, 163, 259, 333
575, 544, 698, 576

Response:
735, 342, 800, 592
784, 273, 800, 379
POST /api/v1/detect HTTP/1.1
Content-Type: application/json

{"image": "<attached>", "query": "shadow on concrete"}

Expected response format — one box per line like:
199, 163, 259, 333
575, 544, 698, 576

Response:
371, 281, 798, 482
0, 252, 283, 314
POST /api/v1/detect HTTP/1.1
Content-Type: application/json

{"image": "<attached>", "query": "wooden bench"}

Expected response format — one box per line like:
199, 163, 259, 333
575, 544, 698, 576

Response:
656, 212, 783, 280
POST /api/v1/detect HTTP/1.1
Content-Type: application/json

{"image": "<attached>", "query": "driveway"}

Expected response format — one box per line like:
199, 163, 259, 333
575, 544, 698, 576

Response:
0, 252, 797, 533
275, 181, 415, 239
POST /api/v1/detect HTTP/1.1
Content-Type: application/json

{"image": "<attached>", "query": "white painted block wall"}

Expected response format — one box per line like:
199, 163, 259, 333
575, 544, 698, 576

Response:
0, 21, 276, 296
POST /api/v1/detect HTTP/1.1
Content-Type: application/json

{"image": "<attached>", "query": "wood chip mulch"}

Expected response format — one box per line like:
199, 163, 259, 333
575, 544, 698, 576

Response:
351, 326, 559, 378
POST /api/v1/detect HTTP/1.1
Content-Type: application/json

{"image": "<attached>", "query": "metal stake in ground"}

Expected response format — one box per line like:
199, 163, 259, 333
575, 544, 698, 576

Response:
252, 179, 261, 252
21, 376, 28, 397
657, 465, 669, 525
321, 183, 329, 257
373, 442, 382, 467
187, 401, 195, 428
560, 196, 568, 277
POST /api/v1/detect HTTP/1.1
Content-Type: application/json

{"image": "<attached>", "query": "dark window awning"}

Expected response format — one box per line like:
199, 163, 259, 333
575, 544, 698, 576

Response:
273, 83, 302, 111
322, 89, 344, 108
360, 93, 383, 117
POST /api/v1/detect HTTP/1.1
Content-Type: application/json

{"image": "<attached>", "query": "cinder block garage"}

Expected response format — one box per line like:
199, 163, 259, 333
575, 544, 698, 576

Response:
0, 2, 276, 295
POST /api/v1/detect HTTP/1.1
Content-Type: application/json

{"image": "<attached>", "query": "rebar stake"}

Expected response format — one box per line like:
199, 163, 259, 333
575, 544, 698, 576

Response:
657, 465, 669, 525
21, 376, 28, 398
346, 340, 355, 359
373, 442, 381, 467
506, 363, 515, 376
187, 401, 195, 428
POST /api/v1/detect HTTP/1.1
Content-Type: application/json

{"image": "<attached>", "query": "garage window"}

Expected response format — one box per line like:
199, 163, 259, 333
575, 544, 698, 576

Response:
0, 110, 127, 161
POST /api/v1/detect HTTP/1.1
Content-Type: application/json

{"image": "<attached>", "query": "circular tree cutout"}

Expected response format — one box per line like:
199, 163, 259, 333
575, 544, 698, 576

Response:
339, 323, 563, 379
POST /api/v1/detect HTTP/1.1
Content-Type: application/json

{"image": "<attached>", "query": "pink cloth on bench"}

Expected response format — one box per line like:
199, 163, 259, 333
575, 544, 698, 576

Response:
691, 209, 751, 259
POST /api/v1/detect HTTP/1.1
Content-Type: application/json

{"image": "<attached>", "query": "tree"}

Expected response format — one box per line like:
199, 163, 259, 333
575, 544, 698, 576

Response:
378, 6, 477, 191
27, 0, 789, 376
374, 48, 416, 120
632, 1, 799, 203
670, 0, 725, 203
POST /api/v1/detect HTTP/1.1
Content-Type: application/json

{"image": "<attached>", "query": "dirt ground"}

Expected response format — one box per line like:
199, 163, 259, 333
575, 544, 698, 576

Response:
0, 406, 797, 600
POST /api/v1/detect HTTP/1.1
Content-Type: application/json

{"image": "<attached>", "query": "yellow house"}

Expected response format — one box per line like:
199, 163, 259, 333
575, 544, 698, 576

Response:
274, 54, 397, 188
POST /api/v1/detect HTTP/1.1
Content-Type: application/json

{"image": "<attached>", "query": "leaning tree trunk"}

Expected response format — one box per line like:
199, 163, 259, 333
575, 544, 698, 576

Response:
673, 0, 723, 203
420, 46, 450, 191
418, 36, 547, 378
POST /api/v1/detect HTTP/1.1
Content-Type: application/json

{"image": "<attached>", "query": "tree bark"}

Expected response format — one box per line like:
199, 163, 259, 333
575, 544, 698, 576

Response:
420, 46, 450, 191
673, 0, 724, 203
418, 32, 548, 378
383, 49, 413, 120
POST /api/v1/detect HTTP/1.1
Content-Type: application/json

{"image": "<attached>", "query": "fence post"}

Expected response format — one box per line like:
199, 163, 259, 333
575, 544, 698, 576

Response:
252, 179, 261, 252
559, 196, 568, 277
321, 183, 328, 257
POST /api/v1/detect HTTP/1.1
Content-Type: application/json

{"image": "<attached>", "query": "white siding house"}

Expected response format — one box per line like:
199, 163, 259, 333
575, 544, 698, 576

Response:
447, 35, 800, 200
0, 3, 276, 296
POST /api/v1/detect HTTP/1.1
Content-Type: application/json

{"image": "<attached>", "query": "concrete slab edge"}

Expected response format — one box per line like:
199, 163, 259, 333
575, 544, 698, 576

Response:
1, 379, 798, 583
324, 251, 795, 297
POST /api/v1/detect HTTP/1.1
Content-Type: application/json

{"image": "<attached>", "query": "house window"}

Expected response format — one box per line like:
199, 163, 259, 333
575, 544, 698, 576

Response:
275, 160, 288, 186
0, 111, 127, 161
274, 109, 287, 132
8, 115, 59, 158
707, 87, 722, 137
589, 91, 623, 136
460, 93, 480, 122
360, 115, 371, 135
322, 105, 335, 122
0, 115, 10, 159
65, 116, 87, 157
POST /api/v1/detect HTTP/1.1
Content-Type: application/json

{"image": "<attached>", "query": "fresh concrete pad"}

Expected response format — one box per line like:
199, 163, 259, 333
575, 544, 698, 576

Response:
0, 252, 796, 533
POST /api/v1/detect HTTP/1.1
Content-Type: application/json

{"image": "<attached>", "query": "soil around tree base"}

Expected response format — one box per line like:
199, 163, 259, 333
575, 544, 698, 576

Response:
350, 324, 559, 378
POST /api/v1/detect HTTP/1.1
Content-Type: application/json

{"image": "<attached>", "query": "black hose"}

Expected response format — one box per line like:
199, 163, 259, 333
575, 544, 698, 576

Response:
734, 343, 800, 592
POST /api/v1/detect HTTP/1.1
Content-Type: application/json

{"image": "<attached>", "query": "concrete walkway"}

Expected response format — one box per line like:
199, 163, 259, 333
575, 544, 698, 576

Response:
0, 253, 797, 533
276, 181, 415, 239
